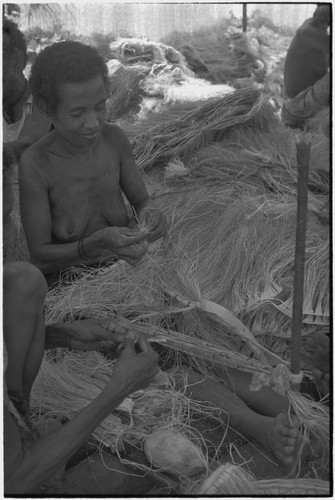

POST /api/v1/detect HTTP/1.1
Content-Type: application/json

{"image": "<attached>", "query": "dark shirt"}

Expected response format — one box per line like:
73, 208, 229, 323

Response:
284, 18, 329, 98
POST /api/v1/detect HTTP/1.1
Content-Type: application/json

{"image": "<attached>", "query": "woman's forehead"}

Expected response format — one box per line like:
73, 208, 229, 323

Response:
57, 75, 106, 109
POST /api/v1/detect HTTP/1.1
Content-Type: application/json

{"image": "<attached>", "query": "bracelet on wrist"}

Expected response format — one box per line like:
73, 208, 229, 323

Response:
78, 238, 93, 260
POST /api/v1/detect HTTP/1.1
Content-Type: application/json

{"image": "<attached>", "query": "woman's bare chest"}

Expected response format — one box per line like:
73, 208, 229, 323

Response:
48, 158, 120, 211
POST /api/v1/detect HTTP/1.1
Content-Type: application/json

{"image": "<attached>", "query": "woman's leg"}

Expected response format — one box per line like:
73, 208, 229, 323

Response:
173, 367, 299, 466
3, 262, 47, 407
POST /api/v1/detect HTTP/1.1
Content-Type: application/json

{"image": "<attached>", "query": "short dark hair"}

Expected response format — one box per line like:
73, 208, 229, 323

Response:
3, 18, 28, 67
313, 4, 331, 26
29, 41, 109, 113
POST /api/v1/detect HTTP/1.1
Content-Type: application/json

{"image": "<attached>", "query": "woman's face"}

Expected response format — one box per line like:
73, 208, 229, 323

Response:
51, 74, 107, 148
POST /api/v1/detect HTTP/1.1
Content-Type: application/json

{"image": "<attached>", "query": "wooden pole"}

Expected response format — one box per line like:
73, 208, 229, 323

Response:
290, 140, 311, 380
242, 4, 247, 33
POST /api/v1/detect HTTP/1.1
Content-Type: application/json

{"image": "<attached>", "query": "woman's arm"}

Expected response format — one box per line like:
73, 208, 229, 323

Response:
4, 335, 159, 494
45, 318, 127, 352
116, 126, 168, 242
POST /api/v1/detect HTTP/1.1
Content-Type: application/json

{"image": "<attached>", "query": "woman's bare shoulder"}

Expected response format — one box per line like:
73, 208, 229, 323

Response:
19, 131, 57, 179
102, 122, 130, 142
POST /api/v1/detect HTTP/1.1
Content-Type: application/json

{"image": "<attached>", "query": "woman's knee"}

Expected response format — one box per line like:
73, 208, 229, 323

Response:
3, 262, 47, 300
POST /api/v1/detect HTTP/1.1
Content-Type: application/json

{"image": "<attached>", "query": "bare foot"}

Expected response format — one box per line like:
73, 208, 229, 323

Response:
259, 411, 300, 466
304, 332, 330, 396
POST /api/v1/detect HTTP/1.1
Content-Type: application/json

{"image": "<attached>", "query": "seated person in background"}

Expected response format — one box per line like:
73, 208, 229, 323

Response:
3, 19, 51, 160
3, 19, 52, 259
281, 4, 330, 128
19, 41, 168, 276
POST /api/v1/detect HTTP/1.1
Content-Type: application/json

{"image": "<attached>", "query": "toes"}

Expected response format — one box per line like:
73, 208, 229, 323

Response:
281, 426, 298, 437
277, 449, 294, 466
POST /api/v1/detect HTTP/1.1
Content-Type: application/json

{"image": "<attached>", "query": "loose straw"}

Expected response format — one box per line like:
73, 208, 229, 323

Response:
290, 139, 311, 380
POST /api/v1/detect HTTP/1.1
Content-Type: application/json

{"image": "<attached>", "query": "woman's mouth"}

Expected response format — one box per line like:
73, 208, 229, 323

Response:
82, 131, 100, 140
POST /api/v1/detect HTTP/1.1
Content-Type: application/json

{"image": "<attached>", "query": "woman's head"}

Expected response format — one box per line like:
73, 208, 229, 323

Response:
3, 19, 28, 66
29, 41, 109, 114
3, 19, 28, 101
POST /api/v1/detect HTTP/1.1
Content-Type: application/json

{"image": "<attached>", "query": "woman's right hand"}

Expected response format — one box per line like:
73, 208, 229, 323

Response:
109, 333, 159, 394
97, 226, 149, 265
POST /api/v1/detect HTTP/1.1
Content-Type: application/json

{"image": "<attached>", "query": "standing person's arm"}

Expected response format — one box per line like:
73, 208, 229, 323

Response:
303, 23, 330, 53
4, 335, 159, 494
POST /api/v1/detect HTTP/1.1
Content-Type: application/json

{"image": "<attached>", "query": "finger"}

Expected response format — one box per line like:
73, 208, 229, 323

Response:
312, 368, 324, 382
124, 330, 138, 343
122, 334, 139, 352
120, 244, 149, 265
99, 319, 128, 336
122, 227, 148, 239
116, 342, 125, 353
98, 340, 121, 352
135, 334, 149, 354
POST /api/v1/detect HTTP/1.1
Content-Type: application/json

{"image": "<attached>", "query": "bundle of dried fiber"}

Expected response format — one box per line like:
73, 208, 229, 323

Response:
110, 38, 188, 69
187, 142, 297, 195
130, 320, 276, 375
225, 123, 329, 194
158, 187, 328, 321
256, 478, 330, 495
30, 349, 127, 450
144, 71, 234, 105
118, 100, 200, 140
106, 60, 147, 120
3, 222, 30, 263
44, 253, 180, 325
288, 390, 329, 479
132, 88, 277, 172
197, 462, 329, 495
197, 462, 257, 495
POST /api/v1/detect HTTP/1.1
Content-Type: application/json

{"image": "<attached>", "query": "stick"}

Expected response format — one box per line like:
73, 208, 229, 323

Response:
290, 139, 311, 379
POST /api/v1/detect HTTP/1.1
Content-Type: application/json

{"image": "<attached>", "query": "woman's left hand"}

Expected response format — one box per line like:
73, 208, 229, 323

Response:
138, 206, 169, 243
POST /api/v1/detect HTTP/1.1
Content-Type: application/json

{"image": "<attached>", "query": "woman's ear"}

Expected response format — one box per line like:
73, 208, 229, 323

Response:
13, 48, 25, 71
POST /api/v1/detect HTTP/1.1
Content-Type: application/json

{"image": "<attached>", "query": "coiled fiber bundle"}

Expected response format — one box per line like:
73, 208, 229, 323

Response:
197, 462, 329, 495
